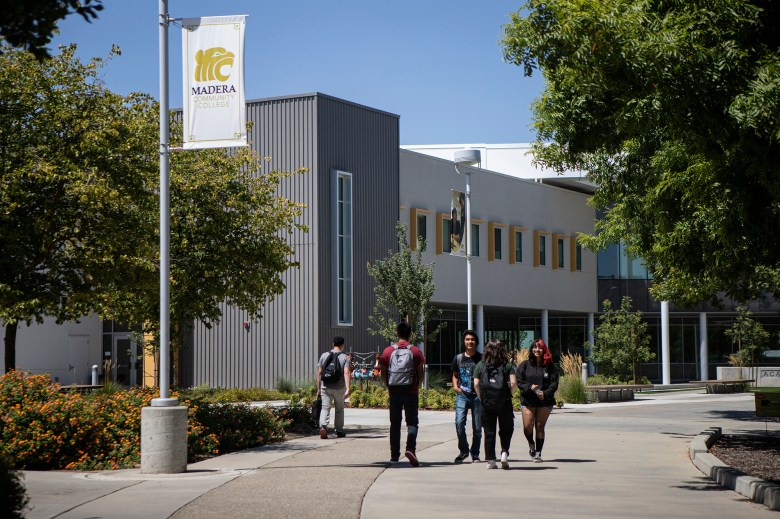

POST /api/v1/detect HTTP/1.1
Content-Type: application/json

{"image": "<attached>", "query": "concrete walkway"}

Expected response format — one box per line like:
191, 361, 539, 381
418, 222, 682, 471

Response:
23, 390, 779, 518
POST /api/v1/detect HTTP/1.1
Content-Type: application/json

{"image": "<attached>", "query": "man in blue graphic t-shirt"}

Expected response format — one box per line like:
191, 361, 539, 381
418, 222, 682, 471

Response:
451, 330, 482, 463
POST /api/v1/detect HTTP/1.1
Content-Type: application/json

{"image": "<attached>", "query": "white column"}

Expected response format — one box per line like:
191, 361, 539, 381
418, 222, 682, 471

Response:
541, 309, 549, 346
587, 312, 595, 375
466, 172, 473, 330
661, 301, 671, 385
699, 312, 708, 381
476, 305, 484, 354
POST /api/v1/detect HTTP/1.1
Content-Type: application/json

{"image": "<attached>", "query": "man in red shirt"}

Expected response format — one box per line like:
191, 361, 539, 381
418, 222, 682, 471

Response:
380, 321, 426, 466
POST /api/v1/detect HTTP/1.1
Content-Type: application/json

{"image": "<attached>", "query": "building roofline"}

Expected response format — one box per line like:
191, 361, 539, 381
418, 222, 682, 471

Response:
246, 92, 400, 119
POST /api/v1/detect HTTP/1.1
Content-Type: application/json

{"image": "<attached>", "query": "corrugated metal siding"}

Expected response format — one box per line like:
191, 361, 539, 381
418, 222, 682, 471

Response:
186, 93, 399, 388
317, 96, 399, 357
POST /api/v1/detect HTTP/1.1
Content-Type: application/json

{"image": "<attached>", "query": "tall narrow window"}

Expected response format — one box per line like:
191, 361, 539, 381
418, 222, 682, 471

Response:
576, 242, 583, 271
557, 238, 565, 268
515, 231, 523, 262
471, 223, 480, 257
417, 214, 427, 246
336, 171, 352, 325
494, 228, 502, 260
539, 235, 546, 266
443, 218, 452, 253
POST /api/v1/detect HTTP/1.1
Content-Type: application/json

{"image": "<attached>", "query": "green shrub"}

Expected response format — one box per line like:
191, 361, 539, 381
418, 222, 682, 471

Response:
586, 374, 651, 386
349, 383, 390, 408
587, 374, 624, 386
180, 385, 291, 403
0, 456, 29, 518
419, 387, 456, 410
558, 375, 590, 404
289, 383, 317, 408
187, 401, 286, 459
272, 404, 317, 433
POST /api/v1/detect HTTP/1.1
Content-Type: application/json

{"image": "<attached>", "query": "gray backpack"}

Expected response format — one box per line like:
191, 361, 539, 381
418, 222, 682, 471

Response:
387, 345, 415, 386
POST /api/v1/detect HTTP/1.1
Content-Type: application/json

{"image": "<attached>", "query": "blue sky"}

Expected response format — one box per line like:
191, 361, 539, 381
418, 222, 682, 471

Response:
52, 1, 543, 145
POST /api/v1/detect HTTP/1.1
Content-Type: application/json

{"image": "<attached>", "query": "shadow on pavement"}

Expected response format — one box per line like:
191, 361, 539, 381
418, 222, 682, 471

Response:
672, 477, 743, 492
707, 409, 768, 422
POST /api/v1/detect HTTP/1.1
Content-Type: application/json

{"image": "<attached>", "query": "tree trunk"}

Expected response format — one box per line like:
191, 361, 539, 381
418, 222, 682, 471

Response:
5, 321, 18, 373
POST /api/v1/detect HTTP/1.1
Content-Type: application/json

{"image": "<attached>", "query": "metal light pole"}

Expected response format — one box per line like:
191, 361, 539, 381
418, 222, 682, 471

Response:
140, 0, 187, 474
154, 0, 176, 408
454, 149, 481, 330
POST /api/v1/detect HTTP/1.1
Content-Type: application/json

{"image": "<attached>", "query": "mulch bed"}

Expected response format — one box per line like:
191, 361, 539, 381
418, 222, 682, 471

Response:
709, 434, 780, 484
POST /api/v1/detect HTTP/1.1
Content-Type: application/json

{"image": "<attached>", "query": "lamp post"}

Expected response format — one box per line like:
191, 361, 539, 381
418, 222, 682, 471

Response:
454, 149, 481, 330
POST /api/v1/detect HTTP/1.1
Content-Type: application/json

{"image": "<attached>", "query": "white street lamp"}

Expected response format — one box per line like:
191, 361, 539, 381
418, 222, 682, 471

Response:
454, 149, 481, 330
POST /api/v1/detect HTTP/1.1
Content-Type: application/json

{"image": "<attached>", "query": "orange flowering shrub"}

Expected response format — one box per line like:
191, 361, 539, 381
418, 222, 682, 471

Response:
0, 371, 299, 470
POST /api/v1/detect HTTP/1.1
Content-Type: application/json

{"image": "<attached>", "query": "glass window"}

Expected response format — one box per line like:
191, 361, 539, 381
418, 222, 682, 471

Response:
515, 231, 523, 262
417, 214, 427, 246
336, 171, 352, 325
598, 243, 619, 278
471, 223, 480, 257
539, 235, 546, 266
443, 218, 452, 253
494, 228, 502, 260
557, 238, 565, 268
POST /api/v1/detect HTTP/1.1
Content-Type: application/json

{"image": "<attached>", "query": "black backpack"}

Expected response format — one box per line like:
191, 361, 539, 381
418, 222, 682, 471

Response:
321, 351, 343, 384
480, 363, 507, 412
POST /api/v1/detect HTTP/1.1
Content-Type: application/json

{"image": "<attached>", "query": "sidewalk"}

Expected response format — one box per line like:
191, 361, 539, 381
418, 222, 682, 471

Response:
23, 391, 779, 518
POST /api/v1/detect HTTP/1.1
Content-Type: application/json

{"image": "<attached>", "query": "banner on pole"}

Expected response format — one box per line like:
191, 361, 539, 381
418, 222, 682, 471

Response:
182, 15, 247, 149
450, 190, 466, 256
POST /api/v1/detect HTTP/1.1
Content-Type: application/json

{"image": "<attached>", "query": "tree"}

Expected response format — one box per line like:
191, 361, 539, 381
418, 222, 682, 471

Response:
725, 305, 769, 369
1, 45, 307, 374
502, 1, 780, 306
0, 0, 103, 59
592, 296, 654, 383
0, 44, 158, 372
125, 144, 307, 363
366, 223, 444, 346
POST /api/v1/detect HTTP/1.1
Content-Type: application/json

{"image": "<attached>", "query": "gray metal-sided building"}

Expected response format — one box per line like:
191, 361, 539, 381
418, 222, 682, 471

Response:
181, 93, 400, 388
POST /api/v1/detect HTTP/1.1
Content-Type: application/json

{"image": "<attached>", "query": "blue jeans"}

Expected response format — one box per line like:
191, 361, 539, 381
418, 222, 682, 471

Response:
455, 392, 482, 457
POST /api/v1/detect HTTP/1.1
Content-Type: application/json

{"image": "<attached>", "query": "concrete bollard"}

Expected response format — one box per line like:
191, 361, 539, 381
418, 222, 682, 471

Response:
581, 362, 588, 386
424, 364, 429, 390
141, 406, 188, 474
91, 365, 99, 386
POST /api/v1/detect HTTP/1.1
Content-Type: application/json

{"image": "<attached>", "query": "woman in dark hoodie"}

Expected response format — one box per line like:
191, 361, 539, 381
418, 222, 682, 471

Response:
516, 338, 559, 462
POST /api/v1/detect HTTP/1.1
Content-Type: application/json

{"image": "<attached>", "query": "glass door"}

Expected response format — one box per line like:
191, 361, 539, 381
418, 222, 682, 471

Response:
113, 334, 141, 386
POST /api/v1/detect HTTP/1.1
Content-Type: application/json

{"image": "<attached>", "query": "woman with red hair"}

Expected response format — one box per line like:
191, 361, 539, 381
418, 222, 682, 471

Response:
516, 338, 559, 462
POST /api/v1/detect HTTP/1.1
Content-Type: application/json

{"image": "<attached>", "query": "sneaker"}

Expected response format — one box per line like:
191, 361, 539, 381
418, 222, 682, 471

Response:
319, 427, 328, 439
389, 458, 399, 465
529, 444, 536, 459
534, 452, 543, 463
500, 451, 509, 470
454, 452, 469, 463
405, 450, 419, 467
336, 431, 346, 438
486, 459, 497, 469
471, 456, 481, 463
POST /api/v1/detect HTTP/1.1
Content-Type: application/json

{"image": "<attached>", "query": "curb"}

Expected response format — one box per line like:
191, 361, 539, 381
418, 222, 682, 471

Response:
690, 427, 780, 511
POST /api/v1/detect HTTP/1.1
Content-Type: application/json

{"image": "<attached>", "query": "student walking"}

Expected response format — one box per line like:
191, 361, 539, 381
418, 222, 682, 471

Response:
516, 338, 559, 462
380, 322, 426, 466
452, 330, 482, 463
473, 339, 517, 469
317, 337, 351, 439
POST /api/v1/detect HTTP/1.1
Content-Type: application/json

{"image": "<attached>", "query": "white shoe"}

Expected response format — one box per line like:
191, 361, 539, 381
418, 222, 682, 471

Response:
500, 451, 509, 469
486, 459, 497, 469
534, 452, 543, 463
